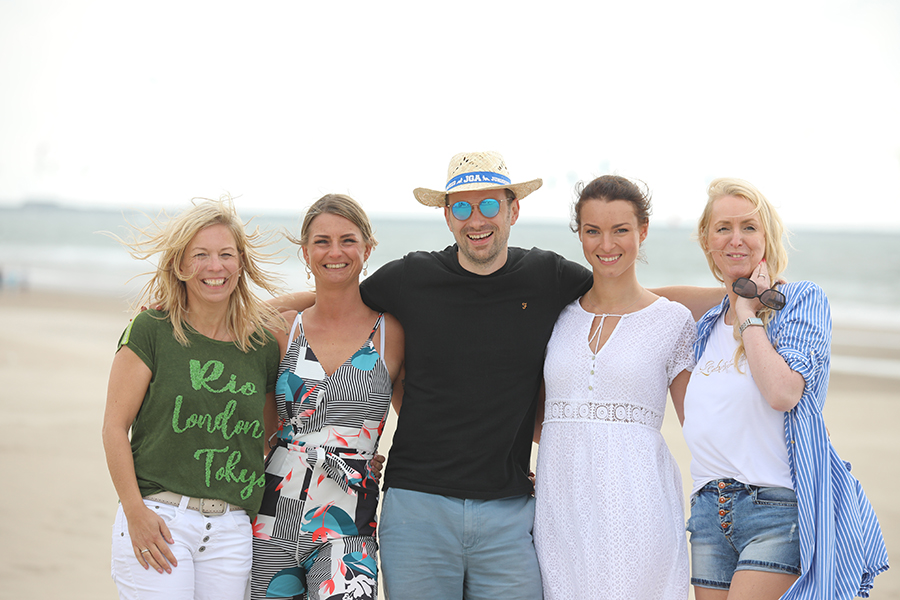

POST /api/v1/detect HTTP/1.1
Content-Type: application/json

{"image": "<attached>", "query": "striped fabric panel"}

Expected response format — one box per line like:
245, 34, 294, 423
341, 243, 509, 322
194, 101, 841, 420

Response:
272, 495, 305, 540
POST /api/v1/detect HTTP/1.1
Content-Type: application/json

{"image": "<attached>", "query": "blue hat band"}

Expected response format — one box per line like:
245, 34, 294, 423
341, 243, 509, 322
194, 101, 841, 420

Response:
445, 171, 511, 192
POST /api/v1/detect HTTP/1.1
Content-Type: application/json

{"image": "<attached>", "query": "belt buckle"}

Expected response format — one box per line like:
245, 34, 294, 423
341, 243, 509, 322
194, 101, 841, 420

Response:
199, 498, 226, 516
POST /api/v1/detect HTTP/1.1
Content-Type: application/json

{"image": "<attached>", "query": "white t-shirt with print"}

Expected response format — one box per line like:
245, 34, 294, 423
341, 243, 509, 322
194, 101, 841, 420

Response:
683, 313, 793, 495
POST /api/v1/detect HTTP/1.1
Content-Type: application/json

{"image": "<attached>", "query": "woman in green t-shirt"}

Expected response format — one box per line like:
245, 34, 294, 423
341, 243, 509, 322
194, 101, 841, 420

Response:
102, 196, 284, 600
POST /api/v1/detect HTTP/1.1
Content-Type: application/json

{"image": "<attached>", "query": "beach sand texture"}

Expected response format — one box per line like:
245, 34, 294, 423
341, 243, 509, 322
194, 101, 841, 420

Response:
0, 291, 895, 599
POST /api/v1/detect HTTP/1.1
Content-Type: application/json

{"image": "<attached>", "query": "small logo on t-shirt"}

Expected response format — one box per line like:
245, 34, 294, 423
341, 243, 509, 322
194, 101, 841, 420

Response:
522, 302, 528, 310
697, 358, 737, 376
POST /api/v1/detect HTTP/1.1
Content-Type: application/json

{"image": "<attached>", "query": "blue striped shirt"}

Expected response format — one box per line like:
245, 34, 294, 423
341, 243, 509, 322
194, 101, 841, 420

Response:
694, 281, 889, 598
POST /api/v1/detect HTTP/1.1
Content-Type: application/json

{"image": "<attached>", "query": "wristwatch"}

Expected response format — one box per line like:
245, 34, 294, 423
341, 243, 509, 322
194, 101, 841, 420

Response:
739, 317, 764, 336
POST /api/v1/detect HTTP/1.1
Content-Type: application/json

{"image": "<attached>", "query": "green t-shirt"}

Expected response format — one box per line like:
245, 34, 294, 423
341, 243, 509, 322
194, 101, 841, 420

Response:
118, 310, 280, 519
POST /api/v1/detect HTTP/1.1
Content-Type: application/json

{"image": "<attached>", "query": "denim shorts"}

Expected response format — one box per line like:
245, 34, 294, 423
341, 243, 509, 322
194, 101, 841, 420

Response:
686, 478, 801, 590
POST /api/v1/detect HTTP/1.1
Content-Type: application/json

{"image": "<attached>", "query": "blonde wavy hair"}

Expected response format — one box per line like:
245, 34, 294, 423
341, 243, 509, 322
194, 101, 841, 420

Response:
115, 195, 285, 351
696, 178, 789, 366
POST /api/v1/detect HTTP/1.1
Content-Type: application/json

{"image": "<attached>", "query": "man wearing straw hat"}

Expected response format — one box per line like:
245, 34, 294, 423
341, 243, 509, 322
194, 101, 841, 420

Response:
361, 150, 592, 599
275, 150, 716, 597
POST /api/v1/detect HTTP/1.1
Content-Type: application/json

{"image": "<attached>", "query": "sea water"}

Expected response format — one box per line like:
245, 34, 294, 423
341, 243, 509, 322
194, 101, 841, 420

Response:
2, 203, 899, 333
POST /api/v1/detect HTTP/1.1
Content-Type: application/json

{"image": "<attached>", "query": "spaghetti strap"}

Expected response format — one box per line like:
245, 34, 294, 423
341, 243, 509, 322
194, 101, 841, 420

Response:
288, 312, 303, 341
367, 313, 384, 342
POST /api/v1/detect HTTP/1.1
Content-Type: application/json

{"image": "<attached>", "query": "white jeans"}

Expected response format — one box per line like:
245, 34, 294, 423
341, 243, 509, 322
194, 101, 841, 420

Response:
111, 497, 252, 600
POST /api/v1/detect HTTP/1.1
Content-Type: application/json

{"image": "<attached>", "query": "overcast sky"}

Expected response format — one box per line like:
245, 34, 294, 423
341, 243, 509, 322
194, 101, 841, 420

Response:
1, 0, 899, 229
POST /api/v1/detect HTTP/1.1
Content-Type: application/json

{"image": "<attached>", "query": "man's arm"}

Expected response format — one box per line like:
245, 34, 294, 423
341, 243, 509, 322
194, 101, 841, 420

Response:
650, 286, 723, 321
267, 291, 316, 313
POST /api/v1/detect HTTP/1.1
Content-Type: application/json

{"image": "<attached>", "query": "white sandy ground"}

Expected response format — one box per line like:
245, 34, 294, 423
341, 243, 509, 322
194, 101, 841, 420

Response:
0, 291, 896, 599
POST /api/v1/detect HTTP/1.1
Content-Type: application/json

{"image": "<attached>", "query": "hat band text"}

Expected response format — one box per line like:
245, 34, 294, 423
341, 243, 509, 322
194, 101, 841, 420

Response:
445, 171, 511, 192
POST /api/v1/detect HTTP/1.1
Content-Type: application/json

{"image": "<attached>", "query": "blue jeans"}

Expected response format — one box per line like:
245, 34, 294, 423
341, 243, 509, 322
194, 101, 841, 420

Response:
687, 479, 801, 590
378, 488, 542, 600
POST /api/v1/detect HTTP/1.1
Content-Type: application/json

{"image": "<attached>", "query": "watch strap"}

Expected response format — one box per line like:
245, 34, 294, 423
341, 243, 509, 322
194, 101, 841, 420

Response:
739, 317, 764, 336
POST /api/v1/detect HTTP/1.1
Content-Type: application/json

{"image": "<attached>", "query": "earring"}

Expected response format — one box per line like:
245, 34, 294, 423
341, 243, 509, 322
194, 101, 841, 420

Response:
305, 264, 311, 280
363, 261, 369, 276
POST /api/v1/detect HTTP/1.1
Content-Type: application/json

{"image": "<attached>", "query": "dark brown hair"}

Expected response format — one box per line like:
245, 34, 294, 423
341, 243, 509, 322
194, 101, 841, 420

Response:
572, 175, 652, 233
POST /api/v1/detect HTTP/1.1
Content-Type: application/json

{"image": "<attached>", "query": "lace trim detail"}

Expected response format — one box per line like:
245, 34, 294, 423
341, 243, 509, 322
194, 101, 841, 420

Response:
545, 400, 664, 429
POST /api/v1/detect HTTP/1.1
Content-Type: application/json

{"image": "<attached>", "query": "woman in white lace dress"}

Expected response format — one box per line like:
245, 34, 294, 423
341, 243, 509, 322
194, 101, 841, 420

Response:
533, 175, 696, 600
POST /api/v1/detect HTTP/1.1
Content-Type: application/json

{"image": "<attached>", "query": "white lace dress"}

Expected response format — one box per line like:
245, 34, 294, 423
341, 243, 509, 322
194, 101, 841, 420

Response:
534, 297, 696, 600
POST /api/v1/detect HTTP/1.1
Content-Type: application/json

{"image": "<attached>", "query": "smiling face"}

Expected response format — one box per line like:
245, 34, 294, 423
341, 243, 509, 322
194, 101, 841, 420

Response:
705, 194, 766, 283
443, 188, 519, 275
180, 223, 242, 307
302, 212, 371, 284
578, 199, 647, 279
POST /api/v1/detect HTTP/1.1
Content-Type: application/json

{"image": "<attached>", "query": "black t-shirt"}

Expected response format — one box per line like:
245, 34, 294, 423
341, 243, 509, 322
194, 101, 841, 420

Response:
361, 245, 591, 499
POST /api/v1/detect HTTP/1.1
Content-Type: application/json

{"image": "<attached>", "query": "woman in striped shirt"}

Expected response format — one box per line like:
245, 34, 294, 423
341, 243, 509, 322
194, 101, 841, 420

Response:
682, 178, 888, 600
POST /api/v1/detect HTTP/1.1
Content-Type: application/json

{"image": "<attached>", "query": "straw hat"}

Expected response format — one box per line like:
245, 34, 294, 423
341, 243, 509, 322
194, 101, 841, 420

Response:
414, 150, 543, 207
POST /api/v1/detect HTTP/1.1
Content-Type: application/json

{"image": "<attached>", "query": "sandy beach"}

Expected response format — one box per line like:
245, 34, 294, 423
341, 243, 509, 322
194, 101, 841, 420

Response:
0, 290, 895, 600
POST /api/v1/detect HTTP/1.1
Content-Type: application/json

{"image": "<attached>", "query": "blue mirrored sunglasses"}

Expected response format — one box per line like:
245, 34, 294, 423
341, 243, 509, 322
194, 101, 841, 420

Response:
447, 198, 501, 221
